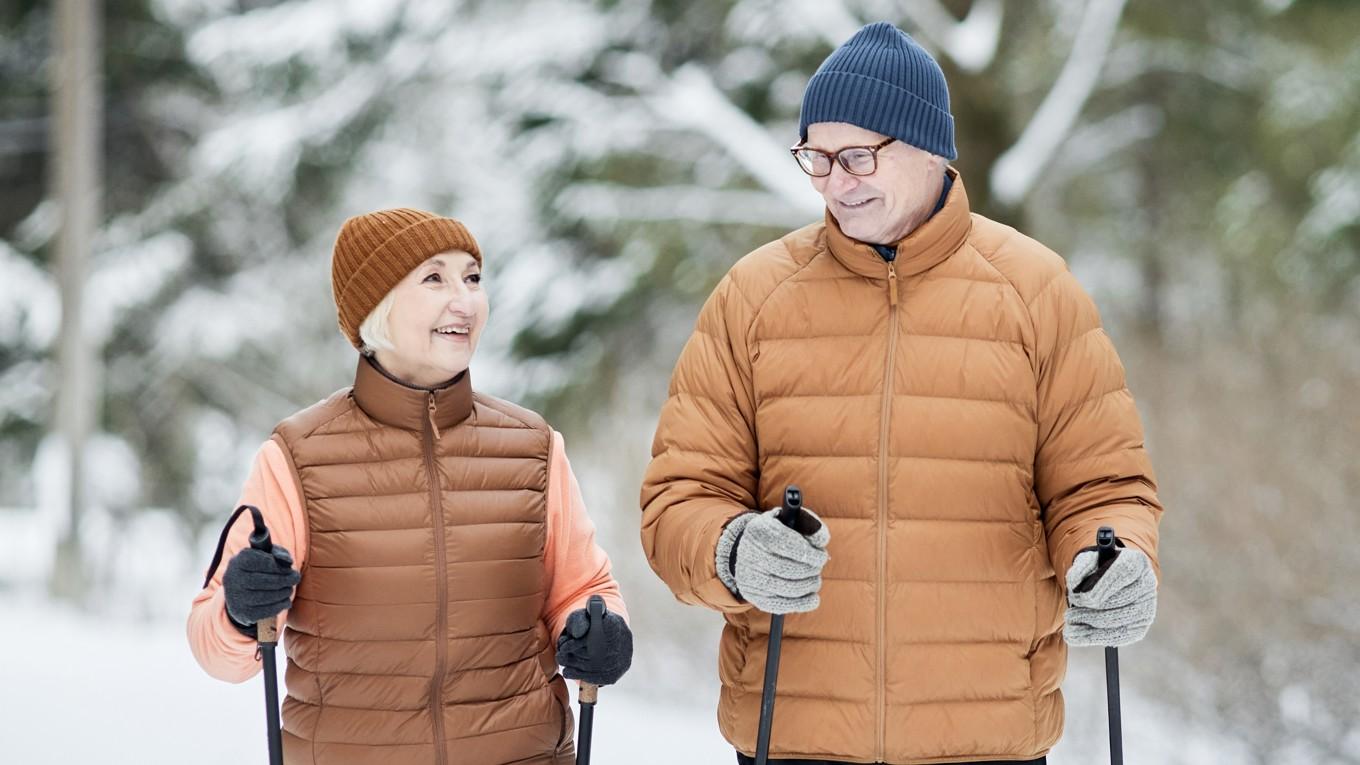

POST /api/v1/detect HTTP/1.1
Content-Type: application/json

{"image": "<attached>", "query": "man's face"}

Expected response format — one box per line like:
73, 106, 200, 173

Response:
805, 122, 945, 245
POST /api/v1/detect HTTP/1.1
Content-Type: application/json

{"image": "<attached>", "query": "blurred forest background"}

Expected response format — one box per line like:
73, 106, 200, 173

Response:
1, 1, 1357, 762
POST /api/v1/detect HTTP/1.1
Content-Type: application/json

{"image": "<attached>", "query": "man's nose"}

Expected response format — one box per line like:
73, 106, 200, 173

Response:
825, 162, 860, 196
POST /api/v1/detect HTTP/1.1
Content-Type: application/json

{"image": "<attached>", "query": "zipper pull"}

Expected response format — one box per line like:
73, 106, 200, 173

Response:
427, 393, 441, 441
887, 262, 898, 307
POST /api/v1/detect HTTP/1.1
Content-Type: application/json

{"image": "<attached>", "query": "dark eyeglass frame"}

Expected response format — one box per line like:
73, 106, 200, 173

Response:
790, 137, 896, 177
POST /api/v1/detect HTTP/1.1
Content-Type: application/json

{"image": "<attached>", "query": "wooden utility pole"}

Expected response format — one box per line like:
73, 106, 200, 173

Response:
49, 0, 102, 601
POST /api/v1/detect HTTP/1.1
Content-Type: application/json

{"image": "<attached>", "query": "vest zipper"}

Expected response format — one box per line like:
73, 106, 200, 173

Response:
425, 391, 449, 765
428, 396, 442, 441
877, 261, 898, 760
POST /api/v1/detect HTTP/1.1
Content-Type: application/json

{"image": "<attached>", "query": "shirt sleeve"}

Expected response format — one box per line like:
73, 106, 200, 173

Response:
541, 431, 628, 641
186, 437, 307, 683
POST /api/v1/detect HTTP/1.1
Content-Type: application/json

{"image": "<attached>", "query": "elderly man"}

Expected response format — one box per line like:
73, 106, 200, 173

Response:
640, 21, 1162, 765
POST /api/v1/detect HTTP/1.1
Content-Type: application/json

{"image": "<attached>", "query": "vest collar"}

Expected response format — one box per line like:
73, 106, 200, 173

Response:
824, 167, 972, 280
352, 355, 473, 436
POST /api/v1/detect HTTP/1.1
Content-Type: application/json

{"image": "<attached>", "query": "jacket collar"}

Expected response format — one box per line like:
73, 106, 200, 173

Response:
352, 355, 473, 436
823, 167, 972, 280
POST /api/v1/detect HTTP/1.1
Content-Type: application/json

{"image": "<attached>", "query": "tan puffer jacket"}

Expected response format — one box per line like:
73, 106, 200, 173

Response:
641, 170, 1162, 764
276, 358, 572, 765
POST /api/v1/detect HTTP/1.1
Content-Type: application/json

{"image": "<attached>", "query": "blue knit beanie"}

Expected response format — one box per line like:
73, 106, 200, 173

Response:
799, 22, 957, 160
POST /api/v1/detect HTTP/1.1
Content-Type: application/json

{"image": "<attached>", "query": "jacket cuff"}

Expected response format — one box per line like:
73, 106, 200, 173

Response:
714, 512, 757, 597
1051, 509, 1160, 584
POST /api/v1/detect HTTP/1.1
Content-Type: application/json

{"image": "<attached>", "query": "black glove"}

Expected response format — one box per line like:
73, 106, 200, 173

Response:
555, 606, 632, 686
222, 545, 300, 636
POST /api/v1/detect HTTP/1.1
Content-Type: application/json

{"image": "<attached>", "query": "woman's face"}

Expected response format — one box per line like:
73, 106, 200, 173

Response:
374, 250, 488, 388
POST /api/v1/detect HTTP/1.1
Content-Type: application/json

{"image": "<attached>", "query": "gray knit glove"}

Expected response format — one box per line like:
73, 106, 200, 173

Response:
715, 507, 830, 614
1064, 545, 1158, 647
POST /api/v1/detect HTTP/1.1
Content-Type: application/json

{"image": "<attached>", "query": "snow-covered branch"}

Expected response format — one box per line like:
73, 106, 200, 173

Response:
649, 64, 822, 215
605, 54, 823, 216
898, 0, 1003, 73
1051, 104, 1164, 182
795, 0, 863, 48
557, 183, 812, 227
798, 0, 1002, 73
1105, 39, 1257, 92
990, 0, 1129, 207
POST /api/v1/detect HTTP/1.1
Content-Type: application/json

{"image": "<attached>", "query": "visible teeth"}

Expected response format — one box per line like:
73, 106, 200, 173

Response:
435, 326, 469, 335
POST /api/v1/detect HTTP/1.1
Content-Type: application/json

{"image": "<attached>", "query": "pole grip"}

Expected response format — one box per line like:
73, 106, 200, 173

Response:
1096, 526, 1117, 566
777, 485, 801, 529
246, 505, 280, 645
579, 682, 599, 704
586, 594, 606, 667
577, 595, 605, 703
257, 614, 279, 644
248, 505, 273, 553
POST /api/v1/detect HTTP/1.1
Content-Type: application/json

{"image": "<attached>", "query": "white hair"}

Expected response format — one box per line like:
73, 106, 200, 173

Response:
357, 289, 398, 355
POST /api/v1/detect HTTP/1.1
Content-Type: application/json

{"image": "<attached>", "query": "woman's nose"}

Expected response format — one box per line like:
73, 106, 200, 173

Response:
446, 287, 478, 312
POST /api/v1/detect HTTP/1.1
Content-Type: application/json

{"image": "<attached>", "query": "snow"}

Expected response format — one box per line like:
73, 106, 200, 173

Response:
632, 62, 822, 217
0, 238, 60, 348
86, 231, 192, 348
1300, 135, 1360, 243
557, 183, 811, 228
185, 0, 402, 72
900, 0, 1003, 74
990, 0, 1130, 206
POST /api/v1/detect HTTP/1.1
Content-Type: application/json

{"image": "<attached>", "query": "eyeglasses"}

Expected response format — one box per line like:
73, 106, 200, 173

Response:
790, 137, 895, 177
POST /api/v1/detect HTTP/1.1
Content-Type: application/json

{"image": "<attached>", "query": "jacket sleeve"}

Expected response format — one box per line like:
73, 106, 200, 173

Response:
640, 275, 759, 614
186, 437, 307, 683
541, 431, 628, 640
1030, 269, 1163, 582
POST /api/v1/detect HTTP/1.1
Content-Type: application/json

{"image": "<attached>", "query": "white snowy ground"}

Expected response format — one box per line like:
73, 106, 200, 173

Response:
0, 594, 1249, 765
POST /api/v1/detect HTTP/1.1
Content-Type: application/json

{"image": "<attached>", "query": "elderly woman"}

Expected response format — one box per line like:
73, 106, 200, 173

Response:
188, 208, 631, 764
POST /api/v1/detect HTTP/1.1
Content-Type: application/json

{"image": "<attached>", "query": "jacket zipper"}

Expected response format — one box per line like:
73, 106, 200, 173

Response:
877, 261, 898, 761
425, 392, 448, 765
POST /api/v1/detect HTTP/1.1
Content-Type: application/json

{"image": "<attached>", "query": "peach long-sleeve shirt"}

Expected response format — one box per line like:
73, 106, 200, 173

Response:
188, 430, 626, 683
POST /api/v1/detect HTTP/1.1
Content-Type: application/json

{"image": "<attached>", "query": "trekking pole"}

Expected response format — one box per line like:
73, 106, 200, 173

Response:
575, 594, 606, 765
754, 485, 803, 765
246, 505, 285, 765
1097, 527, 1124, 765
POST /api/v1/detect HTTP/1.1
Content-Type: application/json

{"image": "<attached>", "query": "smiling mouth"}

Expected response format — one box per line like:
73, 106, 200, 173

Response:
840, 198, 876, 210
433, 324, 471, 340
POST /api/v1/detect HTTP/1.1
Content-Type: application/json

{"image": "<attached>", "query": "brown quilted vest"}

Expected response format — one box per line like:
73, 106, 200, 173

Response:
271, 357, 573, 765
642, 170, 1162, 763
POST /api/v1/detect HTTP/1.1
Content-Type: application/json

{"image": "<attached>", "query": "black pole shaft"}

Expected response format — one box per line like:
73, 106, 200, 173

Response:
754, 613, 785, 765
1105, 646, 1123, 765
261, 643, 283, 765
576, 702, 595, 765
